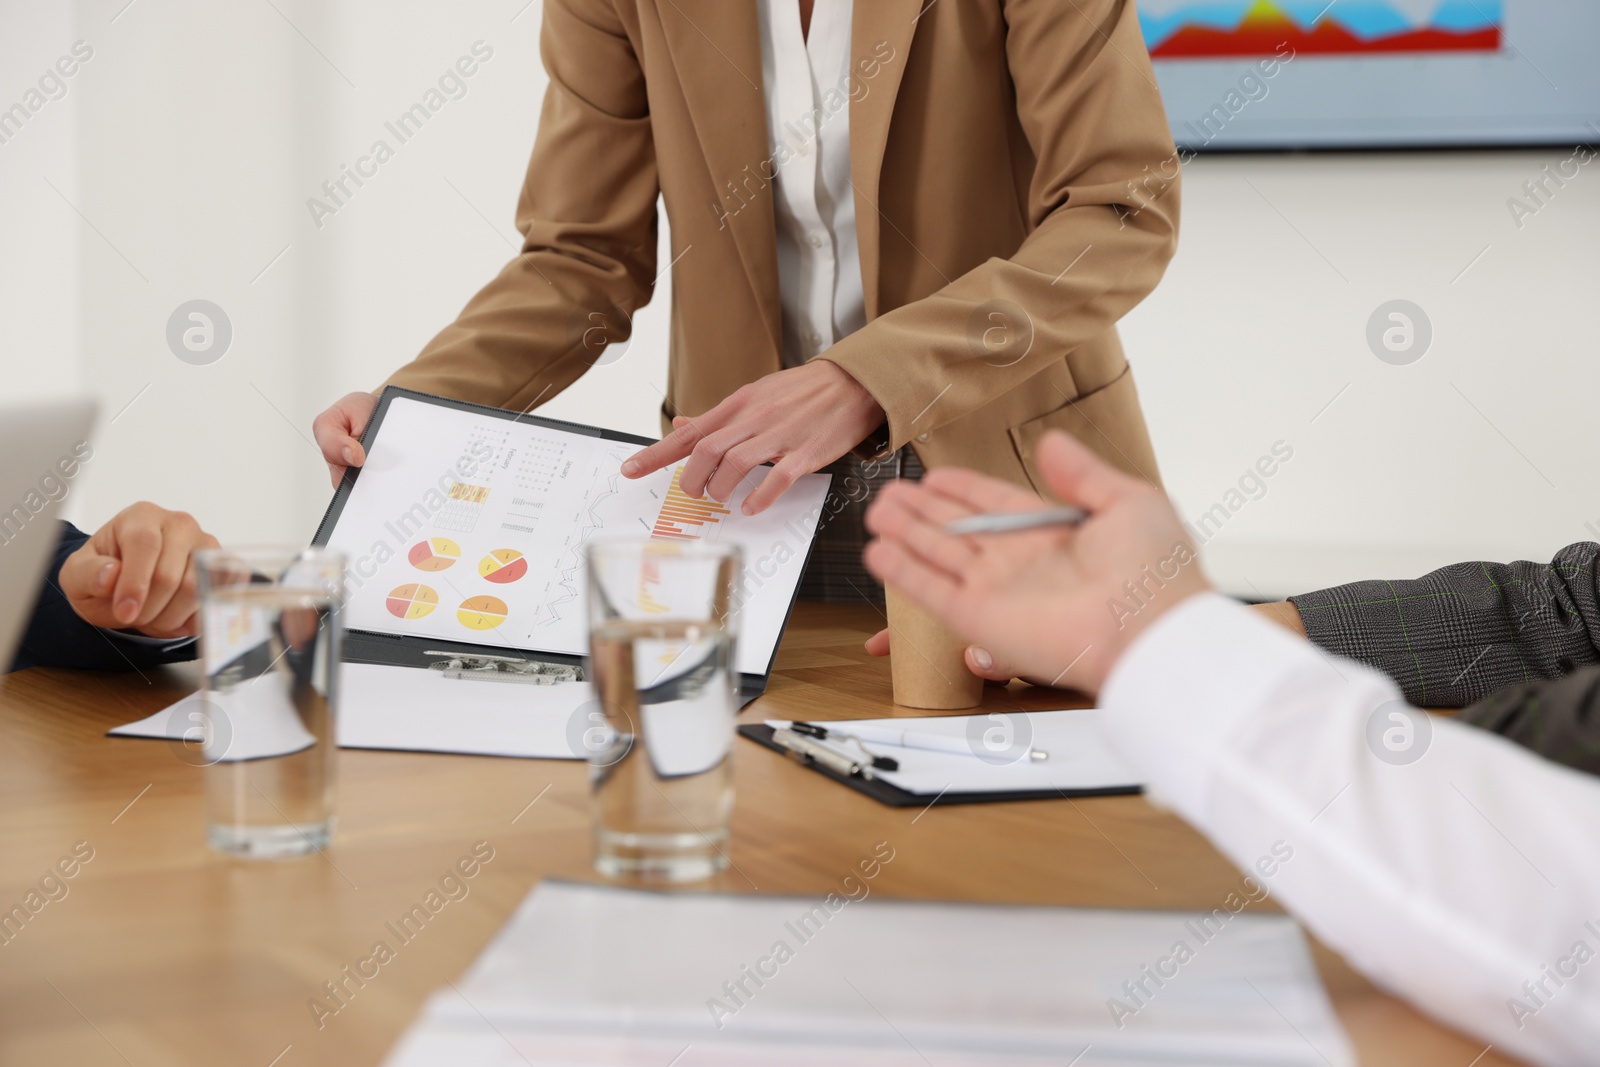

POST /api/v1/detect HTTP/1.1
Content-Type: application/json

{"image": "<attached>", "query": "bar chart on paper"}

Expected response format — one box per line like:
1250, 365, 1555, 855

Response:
649, 469, 732, 541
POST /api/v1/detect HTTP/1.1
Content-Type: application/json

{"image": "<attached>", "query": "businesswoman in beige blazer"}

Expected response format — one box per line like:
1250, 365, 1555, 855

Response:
314, 0, 1180, 599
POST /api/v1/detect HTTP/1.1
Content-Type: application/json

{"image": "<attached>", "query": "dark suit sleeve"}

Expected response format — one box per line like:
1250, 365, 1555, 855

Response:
7, 521, 199, 673
1457, 667, 1600, 777
1289, 542, 1600, 708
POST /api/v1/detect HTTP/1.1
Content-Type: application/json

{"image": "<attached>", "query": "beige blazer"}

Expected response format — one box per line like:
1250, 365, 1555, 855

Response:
384, 0, 1180, 495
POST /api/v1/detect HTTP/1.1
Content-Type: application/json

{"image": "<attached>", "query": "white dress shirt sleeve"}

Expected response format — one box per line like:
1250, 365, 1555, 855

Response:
1100, 592, 1600, 1067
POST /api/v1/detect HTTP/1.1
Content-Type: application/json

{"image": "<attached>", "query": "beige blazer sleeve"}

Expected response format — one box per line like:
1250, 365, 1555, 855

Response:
817, 0, 1180, 452
382, 0, 659, 412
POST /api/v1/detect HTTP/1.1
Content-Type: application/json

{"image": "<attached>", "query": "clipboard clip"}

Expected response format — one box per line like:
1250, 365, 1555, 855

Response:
423, 651, 584, 685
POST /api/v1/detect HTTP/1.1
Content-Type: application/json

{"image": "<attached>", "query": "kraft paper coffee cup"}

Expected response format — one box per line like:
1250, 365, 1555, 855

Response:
886, 588, 984, 710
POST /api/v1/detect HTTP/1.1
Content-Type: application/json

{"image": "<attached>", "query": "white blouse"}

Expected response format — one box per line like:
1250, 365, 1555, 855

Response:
755, 0, 867, 369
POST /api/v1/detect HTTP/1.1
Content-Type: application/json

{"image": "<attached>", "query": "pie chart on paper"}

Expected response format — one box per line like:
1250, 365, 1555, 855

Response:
457, 595, 509, 631
385, 583, 439, 620
478, 549, 528, 585
408, 537, 461, 572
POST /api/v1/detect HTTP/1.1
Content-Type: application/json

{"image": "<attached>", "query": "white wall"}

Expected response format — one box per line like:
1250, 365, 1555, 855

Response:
311, 1, 673, 446
0, 2, 82, 402
1, 1, 1595, 597
1125, 149, 1600, 595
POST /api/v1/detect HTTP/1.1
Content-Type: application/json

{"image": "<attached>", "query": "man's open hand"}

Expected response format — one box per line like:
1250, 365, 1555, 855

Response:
621, 360, 884, 515
312, 391, 380, 488
863, 431, 1211, 695
58, 503, 220, 639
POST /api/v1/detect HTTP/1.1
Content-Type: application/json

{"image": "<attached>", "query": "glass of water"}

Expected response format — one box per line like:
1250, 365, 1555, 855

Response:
196, 546, 344, 858
584, 538, 741, 882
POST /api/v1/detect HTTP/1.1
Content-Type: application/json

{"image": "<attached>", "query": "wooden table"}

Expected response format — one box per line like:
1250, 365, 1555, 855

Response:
0, 604, 1518, 1067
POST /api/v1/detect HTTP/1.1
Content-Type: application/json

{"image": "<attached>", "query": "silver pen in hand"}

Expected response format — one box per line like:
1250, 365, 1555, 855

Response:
945, 505, 1088, 537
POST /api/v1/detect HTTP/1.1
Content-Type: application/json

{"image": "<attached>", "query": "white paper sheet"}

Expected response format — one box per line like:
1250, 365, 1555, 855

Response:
768, 709, 1142, 795
108, 686, 318, 762
383, 881, 1356, 1066
110, 664, 593, 760
323, 396, 831, 676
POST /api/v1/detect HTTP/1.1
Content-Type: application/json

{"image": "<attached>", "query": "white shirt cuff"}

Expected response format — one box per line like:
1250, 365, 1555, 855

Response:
1099, 592, 1346, 818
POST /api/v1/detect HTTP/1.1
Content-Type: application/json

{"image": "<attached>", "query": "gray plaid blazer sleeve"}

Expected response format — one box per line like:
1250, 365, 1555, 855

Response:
1289, 542, 1600, 708
1456, 667, 1600, 776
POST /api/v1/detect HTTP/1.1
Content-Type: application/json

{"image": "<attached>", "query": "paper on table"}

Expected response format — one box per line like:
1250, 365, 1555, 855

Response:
322, 395, 830, 676
337, 663, 593, 758
383, 880, 1355, 1066
108, 683, 317, 762
768, 709, 1141, 795
111, 664, 592, 760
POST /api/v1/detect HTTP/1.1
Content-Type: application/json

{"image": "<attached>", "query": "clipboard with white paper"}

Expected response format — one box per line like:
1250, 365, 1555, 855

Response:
310, 388, 834, 703
740, 708, 1143, 805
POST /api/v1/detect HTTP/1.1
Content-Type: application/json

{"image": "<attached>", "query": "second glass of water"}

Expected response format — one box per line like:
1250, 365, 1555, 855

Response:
195, 546, 343, 858
585, 539, 741, 882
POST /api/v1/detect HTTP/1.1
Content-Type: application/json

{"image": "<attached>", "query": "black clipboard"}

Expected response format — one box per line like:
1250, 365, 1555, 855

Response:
737, 723, 1143, 807
310, 387, 830, 704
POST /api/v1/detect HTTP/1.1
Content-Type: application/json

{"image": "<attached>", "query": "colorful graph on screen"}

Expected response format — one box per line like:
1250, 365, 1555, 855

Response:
649, 468, 732, 541
1140, 1, 1503, 59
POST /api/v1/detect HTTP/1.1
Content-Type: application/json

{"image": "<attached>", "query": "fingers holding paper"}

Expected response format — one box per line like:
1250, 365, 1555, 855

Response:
863, 431, 1211, 695
621, 360, 885, 515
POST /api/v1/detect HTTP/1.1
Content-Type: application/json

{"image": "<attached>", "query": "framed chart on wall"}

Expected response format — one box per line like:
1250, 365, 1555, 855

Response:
1141, 0, 1600, 149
